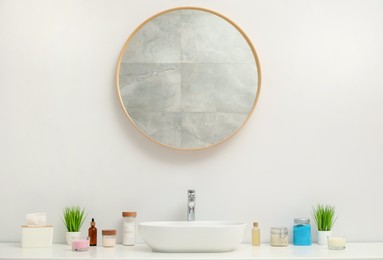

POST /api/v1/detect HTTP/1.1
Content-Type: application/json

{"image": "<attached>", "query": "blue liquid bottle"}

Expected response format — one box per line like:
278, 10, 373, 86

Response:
293, 218, 312, 246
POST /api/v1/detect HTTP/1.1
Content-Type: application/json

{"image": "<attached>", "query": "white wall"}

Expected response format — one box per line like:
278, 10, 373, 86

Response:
1, 0, 383, 243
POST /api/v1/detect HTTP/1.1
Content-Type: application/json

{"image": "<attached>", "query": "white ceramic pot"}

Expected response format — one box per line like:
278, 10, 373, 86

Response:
66, 231, 81, 245
317, 230, 332, 245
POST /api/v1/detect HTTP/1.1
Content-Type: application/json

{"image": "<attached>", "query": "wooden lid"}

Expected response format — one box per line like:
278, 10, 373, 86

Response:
21, 225, 53, 228
102, 229, 116, 235
122, 212, 137, 217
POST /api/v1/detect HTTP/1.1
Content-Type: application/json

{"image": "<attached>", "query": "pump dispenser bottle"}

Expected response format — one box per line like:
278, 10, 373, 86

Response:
252, 222, 261, 246
88, 218, 97, 246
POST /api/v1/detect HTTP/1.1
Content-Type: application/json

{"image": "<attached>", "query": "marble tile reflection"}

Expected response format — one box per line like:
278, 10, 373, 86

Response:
119, 63, 181, 112
181, 64, 257, 113
181, 10, 255, 63
129, 111, 182, 147
122, 12, 181, 63
127, 111, 248, 149
181, 113, 248, 148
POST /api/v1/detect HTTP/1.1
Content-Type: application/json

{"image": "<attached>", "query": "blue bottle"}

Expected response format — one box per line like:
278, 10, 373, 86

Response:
293, 218, 312, 246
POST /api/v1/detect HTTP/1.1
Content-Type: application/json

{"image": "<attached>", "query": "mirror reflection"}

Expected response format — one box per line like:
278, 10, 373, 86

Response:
117, 8, 261, 149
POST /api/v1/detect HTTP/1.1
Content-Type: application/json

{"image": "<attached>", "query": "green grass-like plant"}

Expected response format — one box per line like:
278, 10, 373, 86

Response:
62, 206, 86, 232
312, 204, 337, 231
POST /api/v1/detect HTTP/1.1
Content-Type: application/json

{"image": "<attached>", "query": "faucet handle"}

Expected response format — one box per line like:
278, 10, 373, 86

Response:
188, 189, 196, 198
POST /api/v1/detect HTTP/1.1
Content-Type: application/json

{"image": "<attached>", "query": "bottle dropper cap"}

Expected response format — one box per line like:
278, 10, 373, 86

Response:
253, 222, 258, 227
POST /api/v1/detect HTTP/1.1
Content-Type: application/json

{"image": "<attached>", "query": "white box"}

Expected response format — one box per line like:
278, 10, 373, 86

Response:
21, 225, 54, 248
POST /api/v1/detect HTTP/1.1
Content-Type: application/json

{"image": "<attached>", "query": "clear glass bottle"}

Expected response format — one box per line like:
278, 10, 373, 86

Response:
293, 218, 312, 246
270, 227, 288, 247
252, 222, 260, 246
122, 212, 137, 246
102, 229, 116, 247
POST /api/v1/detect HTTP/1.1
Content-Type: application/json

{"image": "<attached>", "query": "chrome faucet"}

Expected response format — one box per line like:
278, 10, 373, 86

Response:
187, 190, 196, 221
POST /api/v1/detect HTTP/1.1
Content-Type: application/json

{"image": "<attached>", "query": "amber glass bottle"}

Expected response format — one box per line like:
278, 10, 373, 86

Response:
88, 218, 97, 246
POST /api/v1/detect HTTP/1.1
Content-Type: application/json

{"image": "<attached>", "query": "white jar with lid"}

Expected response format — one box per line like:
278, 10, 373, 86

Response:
102, 229, 116, 247
122, 212, 137, 246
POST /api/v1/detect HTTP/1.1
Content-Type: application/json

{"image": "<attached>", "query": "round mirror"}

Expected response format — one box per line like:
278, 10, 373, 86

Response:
117, 7, 261, 150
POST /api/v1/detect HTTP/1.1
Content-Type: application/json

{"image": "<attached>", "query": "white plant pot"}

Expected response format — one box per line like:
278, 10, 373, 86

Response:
317, 230, 332, 245
66, 231, 81, 245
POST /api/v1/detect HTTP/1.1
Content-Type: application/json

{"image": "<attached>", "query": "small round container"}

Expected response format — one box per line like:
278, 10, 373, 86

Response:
293, 218, 312, 246
102, 229, 116, 247
328, 236, 346, 250
71, 239, 89, 252
270, 227, 289, 247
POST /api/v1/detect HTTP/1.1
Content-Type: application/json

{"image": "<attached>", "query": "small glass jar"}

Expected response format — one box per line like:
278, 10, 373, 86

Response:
102, 229, 116, 247
270, 227, 288, 247
328, 236, 346, 250
71, 239, 89, 252
293, 218, 312, 246
122, 211, 137, 246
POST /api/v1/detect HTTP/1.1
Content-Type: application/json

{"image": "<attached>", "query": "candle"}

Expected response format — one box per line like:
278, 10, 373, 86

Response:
71, 239, 89, 252
328, 236, 346, 250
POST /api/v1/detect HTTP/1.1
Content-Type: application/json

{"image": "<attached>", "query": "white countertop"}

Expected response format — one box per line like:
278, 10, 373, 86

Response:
0, 243, 382, 260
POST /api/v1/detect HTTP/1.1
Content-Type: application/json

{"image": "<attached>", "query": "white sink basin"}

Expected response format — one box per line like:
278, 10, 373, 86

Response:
139, 221, 246, 253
